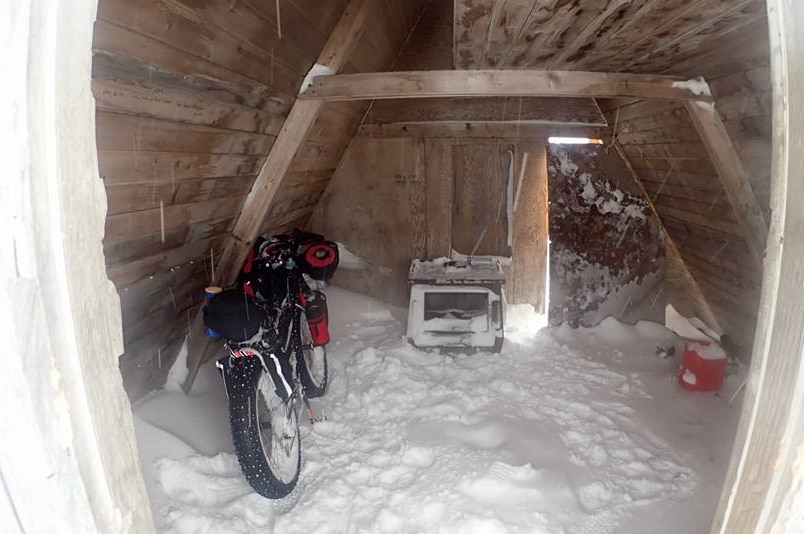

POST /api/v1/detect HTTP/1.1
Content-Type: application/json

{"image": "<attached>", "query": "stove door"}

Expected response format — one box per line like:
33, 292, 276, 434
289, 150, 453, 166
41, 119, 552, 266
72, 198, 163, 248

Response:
407, 285, 503, 351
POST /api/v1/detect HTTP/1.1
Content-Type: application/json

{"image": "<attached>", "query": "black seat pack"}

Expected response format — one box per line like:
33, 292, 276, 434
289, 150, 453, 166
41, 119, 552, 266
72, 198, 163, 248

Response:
203, 289, 265, 342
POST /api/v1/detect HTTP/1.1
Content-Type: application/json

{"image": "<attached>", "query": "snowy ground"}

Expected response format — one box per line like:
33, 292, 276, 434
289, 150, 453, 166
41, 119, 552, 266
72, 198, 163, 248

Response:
133, 287, 743, 534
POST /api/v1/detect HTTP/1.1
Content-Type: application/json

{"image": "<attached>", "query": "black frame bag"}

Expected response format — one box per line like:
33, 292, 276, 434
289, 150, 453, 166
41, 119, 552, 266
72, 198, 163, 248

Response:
203, 289, 265, 342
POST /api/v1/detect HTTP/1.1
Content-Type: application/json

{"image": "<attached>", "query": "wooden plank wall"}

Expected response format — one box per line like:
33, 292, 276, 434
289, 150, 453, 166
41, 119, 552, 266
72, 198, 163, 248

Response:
452, 0, 766, 72
308, 134, 549, 309
256, 0, 428, 236
92, 0, 425, 400
602, 18, 771, 354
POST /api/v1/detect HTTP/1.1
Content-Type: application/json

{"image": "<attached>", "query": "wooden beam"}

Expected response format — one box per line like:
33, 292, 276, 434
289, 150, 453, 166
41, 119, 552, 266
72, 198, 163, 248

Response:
299, 70, 714, 102
684, 100, 768, 266
181, 0, 373, 392
711, 2, 804, 533
357, 122, 607, 139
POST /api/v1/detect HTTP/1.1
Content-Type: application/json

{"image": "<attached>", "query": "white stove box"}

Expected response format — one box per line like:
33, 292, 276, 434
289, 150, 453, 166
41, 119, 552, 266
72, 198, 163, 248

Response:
406, 257, 506, 353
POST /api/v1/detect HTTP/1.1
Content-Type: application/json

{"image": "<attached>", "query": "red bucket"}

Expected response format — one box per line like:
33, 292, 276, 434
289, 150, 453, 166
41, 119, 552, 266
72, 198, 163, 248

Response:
679, 341, 727, 392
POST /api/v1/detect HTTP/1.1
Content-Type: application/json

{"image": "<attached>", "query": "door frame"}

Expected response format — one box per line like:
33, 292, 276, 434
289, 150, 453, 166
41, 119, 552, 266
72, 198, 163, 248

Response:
0, 0, 153, 532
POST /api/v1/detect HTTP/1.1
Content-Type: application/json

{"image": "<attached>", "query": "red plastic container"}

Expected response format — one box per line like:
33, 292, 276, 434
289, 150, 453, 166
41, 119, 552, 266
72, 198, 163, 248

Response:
679, 341, 727, 392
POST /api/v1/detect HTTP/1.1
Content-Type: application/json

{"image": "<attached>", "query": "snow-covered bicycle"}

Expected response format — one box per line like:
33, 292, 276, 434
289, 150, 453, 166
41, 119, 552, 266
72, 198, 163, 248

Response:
203, 231, 338, 498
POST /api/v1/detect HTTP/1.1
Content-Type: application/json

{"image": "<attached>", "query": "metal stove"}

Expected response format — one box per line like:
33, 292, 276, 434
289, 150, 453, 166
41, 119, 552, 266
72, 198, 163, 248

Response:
406, 257, 506, 353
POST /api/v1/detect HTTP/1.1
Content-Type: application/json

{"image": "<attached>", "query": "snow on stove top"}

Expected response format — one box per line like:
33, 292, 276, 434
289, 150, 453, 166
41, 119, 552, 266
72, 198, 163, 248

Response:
409, 256, 507, 282
134, 287, 744, 534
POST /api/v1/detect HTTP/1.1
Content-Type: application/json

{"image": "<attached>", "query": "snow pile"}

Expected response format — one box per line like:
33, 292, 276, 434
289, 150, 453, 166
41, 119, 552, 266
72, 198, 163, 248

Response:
577, 172, 647, 223
163, 339, 189, 392
671, 77, 712, 97
134, 287, 743, 534
665, 304, 721, 342
335, 242, 368, 271
685, 342, 726, 361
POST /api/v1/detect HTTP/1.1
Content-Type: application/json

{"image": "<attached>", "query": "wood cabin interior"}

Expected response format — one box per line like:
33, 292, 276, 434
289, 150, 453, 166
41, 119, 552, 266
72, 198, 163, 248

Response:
94, 0, 770, 400
79, 0, 789, 531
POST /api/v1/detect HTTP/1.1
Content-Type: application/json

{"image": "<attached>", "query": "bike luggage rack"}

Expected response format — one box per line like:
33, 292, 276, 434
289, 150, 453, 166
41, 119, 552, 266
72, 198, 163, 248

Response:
406, 257, 506, 353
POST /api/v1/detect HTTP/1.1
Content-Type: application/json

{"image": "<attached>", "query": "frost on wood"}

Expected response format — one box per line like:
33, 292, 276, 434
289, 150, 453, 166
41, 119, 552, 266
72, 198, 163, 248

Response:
548, 145, 665, 326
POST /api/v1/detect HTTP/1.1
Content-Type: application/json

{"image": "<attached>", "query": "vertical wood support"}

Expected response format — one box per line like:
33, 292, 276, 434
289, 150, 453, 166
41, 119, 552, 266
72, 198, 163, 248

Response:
685, 100, 769, 266
182, 0, 374, 392
510, 140, 549, 310
712, 0, 804, 532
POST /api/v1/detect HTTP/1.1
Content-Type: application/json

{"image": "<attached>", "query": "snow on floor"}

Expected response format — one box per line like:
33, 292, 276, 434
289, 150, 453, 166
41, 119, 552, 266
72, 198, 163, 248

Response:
133, 287, 743, 534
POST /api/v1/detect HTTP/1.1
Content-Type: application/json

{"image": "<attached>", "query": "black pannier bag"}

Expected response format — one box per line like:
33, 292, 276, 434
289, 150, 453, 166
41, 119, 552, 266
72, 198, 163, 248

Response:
203, 289, 265, 342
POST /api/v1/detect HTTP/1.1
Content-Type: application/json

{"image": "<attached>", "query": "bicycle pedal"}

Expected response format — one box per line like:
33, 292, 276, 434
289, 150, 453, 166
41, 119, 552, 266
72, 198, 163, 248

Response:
312, 416, 328, 424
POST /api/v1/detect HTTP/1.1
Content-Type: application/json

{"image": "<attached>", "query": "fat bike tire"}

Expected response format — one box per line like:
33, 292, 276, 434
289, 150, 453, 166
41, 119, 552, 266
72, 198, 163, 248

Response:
226, 356, 301, 499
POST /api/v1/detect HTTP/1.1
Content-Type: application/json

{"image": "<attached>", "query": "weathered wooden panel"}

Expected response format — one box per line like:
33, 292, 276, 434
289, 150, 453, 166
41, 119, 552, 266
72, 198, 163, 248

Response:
96, 112, 275, 155
424, 138, 454, 258
307, 136, 426, 306
367, 97, 607, 125
98, 151, 263, 186
452, 143, 512, 256
171, 0, 318, 75
310, 135, 549, 308
446, 0, 766, 78
393, 0, 454, 70
609, 46, 769, 351
92, 22, 285, 110
104, 196, 245, 246
93, 78, 286, 135
358, 122, 606, 139
106, 233, 228, 289
510, 140, 548, 310
97, 0, 300, 96
453, 0, 496, 69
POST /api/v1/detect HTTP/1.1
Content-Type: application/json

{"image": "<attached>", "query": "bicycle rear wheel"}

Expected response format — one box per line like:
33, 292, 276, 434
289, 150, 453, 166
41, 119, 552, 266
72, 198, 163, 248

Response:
295, 311, 328, 398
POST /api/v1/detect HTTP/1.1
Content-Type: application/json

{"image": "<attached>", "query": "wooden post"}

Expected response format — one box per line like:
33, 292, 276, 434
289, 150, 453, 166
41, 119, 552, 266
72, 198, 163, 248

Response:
711, 0, 804, 532
509, 140, 549, 311
684, 100, 768, 266
182, 0, 374, 392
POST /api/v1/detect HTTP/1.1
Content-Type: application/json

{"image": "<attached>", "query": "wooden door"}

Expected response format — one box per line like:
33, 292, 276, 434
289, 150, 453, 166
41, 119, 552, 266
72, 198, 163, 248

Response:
451, 143, 514, 256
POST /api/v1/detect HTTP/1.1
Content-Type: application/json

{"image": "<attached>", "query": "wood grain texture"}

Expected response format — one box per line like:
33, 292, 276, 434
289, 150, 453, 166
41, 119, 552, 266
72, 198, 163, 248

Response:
97, 0, 300, 96
685, 101, 768, 265
357, 122, 607, 139
307, 136, 427, 306
451, 142, 512, 256
510, 140, 548, 309
711, 2, 804, 533
424, 138, 454, 258
450, 0, 765, 76
393, 0, 454, 70
366, 97, 607, 125
301, 70, 711, 102
179, 0, 430, 392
